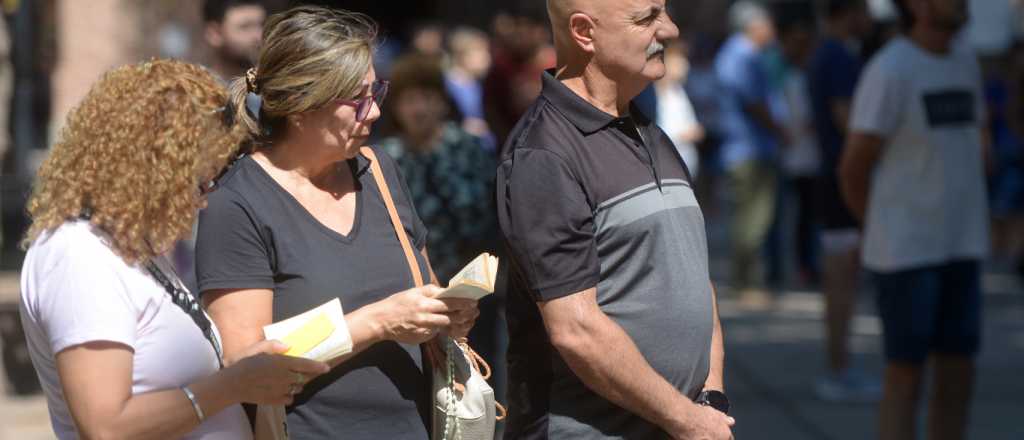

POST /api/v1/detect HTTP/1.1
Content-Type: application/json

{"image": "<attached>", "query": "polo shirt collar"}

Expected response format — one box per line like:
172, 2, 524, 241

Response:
542, 69, 635, 135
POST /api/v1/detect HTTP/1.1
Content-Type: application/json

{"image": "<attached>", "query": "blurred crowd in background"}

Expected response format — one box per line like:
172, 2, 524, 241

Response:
0, 0, 1022, 424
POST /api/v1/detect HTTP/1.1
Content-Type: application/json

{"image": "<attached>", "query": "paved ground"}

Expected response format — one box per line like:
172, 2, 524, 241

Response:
718, 271, 1024, 440
1, 269, 1022, 440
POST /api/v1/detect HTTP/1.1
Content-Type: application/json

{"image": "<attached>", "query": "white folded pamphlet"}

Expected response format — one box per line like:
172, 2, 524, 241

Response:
263, 298, 353, 362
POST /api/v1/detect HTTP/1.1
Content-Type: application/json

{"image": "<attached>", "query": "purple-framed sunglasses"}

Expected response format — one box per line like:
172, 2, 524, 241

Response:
338, 80, 389, 122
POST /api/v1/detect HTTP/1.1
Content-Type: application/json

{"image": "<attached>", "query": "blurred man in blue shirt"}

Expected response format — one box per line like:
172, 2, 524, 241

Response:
714, 1, 787, 305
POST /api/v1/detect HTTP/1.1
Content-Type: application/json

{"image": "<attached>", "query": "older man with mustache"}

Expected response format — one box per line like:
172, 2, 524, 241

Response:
495, 1, 733, 439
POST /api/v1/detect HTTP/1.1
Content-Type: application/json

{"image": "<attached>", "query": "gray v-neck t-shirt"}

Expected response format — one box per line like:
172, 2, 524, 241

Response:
196, 149, 432, 439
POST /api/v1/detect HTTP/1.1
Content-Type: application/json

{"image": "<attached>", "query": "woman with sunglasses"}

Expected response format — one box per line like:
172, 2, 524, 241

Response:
195, 6, 479, 439
19, 59, 330, 440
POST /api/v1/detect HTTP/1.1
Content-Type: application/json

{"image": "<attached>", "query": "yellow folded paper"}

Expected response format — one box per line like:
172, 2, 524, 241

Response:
280, 313, 335, 357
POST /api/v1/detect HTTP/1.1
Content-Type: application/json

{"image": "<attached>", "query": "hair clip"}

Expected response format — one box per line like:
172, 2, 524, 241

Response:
245, 92, 262, 123
245, 67, 259, 93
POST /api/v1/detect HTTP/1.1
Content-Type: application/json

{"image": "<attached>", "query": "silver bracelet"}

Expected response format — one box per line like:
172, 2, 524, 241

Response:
181, 386, 205, 422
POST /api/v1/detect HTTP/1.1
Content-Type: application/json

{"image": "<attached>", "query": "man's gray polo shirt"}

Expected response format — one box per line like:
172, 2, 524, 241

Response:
497, 71, 714, 439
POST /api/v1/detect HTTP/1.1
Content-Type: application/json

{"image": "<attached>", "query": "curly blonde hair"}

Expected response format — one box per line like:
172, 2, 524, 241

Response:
22, 59, 247, 264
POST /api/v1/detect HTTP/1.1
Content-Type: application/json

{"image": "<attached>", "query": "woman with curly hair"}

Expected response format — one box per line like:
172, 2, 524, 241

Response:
18, 59, 330, 440
196, 6, 479, 439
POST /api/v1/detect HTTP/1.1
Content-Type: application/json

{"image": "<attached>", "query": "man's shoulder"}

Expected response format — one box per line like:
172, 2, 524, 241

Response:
501, 97, 585, 164
950, 38, 983, 75
855, 46, 907, 91
714, 36, 750, 66
718, 35, 747, 54
865, 38, 916, 73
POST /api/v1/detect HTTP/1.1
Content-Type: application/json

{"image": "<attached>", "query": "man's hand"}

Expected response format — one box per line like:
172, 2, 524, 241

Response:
673, 405, 735, 440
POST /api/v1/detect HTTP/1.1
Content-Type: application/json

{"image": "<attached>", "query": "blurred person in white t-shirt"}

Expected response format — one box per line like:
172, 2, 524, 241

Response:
965, 0, 1018, 56
840, 0, 988, 439
655, 39, 705, 178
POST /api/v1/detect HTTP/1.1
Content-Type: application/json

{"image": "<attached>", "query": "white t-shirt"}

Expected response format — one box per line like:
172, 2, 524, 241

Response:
19, 221, 252, 439
779, 70, 821, 177
656, 82, 701, 177
966, 0, 1018, 56
850, 36, 989, 272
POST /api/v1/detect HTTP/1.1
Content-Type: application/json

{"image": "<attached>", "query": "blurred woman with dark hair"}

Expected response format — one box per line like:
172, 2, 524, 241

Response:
380, 54, 498, 282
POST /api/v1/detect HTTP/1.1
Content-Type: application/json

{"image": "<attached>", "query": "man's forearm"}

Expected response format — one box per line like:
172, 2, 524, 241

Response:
839, 133, 885, 223
550, 311, 701, 436
839, 158, 871, 222
704, 284, 725, 391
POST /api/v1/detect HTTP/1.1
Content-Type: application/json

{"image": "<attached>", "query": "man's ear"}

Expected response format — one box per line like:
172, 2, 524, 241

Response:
204, 23, 224, 49
568, 12, 597, 54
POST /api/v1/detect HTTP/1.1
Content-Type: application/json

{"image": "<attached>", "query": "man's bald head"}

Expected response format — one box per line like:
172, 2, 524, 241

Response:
547, 0, 586, 45
547, 0, 622, 42
546, 0, 679, 105
546, 0, 572, 26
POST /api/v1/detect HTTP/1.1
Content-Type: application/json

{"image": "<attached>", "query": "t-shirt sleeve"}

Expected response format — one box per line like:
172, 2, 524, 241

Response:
497, 149, 599, 301
37, 233, 138, 354
850, 58, 906, 137
195, 188, 274, 293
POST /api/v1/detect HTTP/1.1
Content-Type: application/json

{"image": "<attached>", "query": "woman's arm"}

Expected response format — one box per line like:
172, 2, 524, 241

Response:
203, 288, 383, 368
203, 289, 274, 365
204, 285, 464, 369
56, 340, 327, 440
58, 342, 227, 440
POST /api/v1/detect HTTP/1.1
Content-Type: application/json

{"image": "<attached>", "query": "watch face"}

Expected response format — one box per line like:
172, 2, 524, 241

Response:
703, 391, 730, 415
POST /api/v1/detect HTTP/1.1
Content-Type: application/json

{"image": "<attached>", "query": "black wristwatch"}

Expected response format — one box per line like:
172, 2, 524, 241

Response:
695, 390, 730, 415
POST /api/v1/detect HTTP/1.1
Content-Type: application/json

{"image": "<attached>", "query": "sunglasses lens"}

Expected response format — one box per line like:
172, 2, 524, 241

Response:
357, 98, 371, 121
374, 81, 389, 106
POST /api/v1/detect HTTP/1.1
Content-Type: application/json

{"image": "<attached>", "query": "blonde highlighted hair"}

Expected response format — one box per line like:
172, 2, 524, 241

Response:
22, 59, 246, 263
228, 5, 378, 143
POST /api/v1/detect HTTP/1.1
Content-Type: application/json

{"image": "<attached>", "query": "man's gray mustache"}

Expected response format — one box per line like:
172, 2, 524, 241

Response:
646, 41, 665, 57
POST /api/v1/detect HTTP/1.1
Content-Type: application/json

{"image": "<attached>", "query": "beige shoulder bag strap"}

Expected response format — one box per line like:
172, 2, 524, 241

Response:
361, 147, 443, 365
361, 147, 505, 440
